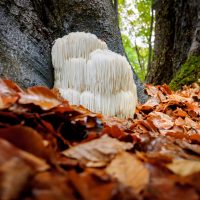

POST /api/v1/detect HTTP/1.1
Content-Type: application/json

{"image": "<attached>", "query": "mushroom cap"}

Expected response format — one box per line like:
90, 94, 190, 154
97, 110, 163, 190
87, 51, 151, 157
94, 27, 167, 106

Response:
52, 32, 108, 69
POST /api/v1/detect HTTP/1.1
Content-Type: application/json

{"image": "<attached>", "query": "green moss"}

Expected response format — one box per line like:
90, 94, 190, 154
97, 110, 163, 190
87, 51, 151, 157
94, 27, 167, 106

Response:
169, 56, 200, 90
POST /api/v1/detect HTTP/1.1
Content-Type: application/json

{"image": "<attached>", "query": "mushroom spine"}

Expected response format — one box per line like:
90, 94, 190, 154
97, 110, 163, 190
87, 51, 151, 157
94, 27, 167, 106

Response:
52, 32, 137, 118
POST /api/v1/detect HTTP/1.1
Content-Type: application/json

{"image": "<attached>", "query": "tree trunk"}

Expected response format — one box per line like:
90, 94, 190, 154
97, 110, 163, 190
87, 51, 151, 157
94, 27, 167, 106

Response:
0, 0, 54, 88
0, 0, 147, 102
146, 0, 200, 86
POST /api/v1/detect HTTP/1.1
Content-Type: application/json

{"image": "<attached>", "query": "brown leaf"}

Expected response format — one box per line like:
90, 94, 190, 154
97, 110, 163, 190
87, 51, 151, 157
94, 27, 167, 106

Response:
0, 79, 22, 109
106, 152, 149, 194
148, 111, 174, 130
32, 172, 76, 200
71, 105, 102, 118
0, 126, 52, 160
68, 170, 118, 200
62, 135, 133, 167
176, 140, 200, 155
174, 117, 186, 126
0, 157, 33, 200
68, 170, 137, 200
19, 86, 62, 110
166, 159, 200, 176
0, 138, 49, 171
146, 136, 200, 161
140, 97, 160, 111
102, 125, 127, 139
158, 84, 172, 95
103, 116, 133, 131
186, 102, 200, 117
145, 84, 160, 96
0, 111, 21, 126
185, 117, 200, 133
145, 163, 199, 200
0, 79, 200, 199
160, 125, 185, 137
173, 108, 188, 117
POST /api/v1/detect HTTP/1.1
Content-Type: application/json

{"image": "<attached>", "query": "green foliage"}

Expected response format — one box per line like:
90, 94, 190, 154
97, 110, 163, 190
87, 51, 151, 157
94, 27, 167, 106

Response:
169, 56, 200, 90
118, 0, 154, 81
122, 35, 148, 81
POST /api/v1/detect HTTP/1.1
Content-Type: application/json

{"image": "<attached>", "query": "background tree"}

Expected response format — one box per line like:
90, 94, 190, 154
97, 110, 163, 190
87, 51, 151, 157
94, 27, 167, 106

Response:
0, 0, 147, 102
146, 0, 200, 89
118, 0, 154, 81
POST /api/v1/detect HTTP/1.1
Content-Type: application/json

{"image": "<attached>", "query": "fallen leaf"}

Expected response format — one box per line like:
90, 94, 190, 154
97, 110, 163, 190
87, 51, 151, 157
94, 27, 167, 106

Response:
106, 152, 149, 194
19, 86, 62, 110
173, 108, 188, 117
174, 117, 186, 126
158, 84, 172, 95
0, 157, 33, 200
187, 102, 200, 117
168, 94, 192, 103
148, 111, 174, 130
145, 163, 199, 200
32, 172, 76, 200
140, 97, 160, 111
68, 170, 137, 200
176, 140, 200, 155
0, 80, 199, 199
62, 135, 133, 167
0, 138, 49, 171
0, 111, 21, 126
166, 159, 200, 176
0, 79, 21, 109
0, 126, 51, 160
145, 84, 160, 96
185, 117, 200, 133
146, 137, 200, 161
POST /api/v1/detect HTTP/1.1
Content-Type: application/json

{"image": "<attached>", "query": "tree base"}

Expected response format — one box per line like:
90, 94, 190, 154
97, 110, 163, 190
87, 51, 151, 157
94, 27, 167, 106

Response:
169, 56, 200, 90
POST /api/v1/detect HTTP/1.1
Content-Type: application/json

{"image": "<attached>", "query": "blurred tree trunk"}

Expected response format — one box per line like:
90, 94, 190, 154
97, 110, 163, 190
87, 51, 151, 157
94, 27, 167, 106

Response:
0, 0, 147, 102
146, 0, 200, 87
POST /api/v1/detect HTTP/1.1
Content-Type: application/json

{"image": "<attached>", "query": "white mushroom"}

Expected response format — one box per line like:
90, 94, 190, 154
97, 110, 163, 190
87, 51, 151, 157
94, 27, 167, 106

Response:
51, 32, 137, 118
59, 88, 80, 105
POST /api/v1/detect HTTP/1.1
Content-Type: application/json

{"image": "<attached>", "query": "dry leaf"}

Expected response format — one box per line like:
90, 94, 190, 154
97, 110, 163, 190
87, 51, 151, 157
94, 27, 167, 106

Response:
32, 172, 76, 200
106, 152, 149, 194
0, 79, 199, 199
176, 140, 200, 155
166, 159, 200, 176
0, 126, 51, 160
0, 139, 49, 171
140, 97, 160, 111
19, 86, 61, 110
173, 108, 188, 117
0, 157, 33, 200
62, 135, 133, 167
148, 111, 174, 130
0, 79, 21, 109
146, 163, 199, 200
145, 84, 160, 96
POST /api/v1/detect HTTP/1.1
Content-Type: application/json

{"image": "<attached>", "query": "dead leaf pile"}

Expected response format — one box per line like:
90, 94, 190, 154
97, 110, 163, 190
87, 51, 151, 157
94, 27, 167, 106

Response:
0, 79, 199, 200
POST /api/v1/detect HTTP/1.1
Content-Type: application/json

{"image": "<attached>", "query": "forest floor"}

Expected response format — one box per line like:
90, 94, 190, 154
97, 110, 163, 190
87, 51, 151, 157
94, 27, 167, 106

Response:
0, 79, 200, 200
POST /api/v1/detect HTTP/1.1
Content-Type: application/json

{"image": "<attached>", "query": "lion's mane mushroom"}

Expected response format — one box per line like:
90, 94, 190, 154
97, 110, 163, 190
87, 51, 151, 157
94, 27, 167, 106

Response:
52, 32, 137, 118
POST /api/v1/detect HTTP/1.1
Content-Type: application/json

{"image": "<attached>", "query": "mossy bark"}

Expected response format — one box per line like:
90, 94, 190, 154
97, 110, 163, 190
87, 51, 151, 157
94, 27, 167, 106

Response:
146, 0, 200, 85
169, 56, 200, 90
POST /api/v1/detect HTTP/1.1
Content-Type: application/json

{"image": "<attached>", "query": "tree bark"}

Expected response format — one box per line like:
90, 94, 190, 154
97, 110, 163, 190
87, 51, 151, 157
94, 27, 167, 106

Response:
0, 0, 147, 102
146, 0, 200, 85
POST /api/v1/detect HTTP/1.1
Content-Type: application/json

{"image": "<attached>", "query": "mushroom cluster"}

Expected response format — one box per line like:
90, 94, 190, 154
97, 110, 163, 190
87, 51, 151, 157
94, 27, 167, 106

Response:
52, 32, 137, 118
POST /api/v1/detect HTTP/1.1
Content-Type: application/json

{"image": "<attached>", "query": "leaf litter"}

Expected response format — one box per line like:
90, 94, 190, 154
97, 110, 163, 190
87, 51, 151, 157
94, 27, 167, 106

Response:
0, 79, 199, 199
